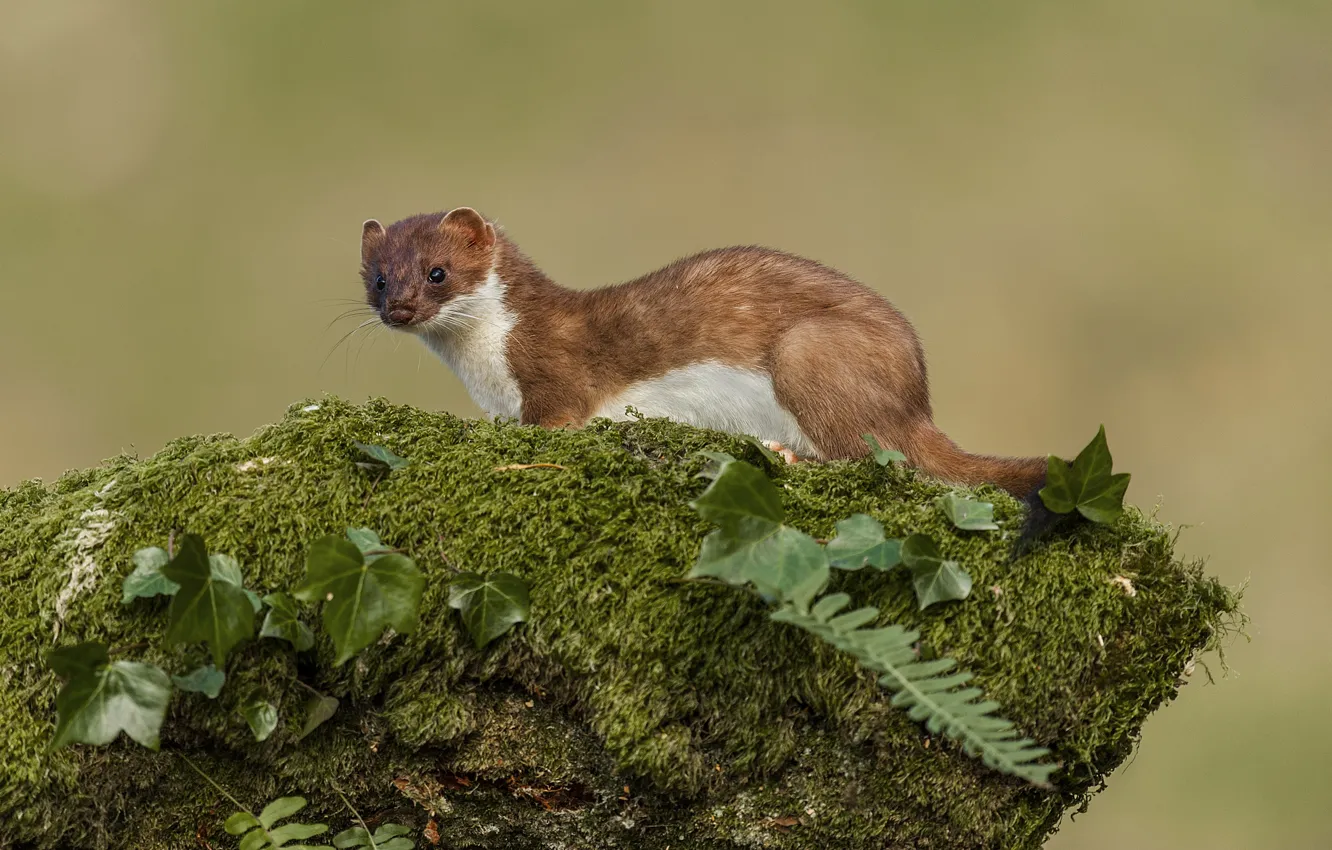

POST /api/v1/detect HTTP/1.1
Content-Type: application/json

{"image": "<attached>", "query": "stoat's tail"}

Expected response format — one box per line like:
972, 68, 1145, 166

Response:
897, 422, 1048, 496
890, 422, 1083, 556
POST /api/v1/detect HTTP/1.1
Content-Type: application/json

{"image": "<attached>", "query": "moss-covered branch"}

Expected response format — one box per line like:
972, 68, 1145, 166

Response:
0, 398, 1240, 849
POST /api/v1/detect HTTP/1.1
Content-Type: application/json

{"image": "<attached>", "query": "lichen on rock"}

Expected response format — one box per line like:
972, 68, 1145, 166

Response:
0, 397, 1240, 849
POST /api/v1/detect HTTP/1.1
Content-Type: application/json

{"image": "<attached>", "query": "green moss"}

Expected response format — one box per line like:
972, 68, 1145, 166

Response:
0, 397, 1240, 849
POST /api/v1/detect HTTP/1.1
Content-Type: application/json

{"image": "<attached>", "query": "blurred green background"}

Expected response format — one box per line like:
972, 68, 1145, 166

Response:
2, 1, 1327, 846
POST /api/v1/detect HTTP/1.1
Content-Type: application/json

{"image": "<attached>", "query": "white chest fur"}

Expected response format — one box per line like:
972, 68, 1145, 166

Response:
593, 362, 819, 458
418, 271, 524, 421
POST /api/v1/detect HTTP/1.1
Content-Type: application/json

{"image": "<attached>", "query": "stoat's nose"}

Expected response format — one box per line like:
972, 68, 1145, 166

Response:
385, 305, 417, 326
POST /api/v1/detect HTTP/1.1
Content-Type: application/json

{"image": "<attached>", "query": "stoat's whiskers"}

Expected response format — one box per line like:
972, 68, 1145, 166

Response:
320, 317, 381, 376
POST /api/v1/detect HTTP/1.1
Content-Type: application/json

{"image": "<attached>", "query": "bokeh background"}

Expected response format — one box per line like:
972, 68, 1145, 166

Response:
2, 1, 1328, 846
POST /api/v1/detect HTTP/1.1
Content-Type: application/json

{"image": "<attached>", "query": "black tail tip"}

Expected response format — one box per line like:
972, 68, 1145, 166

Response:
1010, 462, 1084, 560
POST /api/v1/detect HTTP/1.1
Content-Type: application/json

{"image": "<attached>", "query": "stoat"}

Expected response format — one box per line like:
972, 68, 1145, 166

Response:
359, 207, 1050, 497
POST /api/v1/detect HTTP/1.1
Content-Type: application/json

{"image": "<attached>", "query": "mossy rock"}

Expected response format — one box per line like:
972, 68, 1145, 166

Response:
0, 398, 1239, 849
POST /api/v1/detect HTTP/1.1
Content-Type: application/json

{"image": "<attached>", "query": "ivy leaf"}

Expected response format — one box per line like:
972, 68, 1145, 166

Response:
353, 441, 409, 471
742, 435, 784, 467
824, 514, 903, 571
162, 535, 257, 667
939, 494, 999, 531
345, 526, 399, 565
46, 642, 171, 751
901, 534, 972, 610
121, 546, 180, 604
210, 554, 263, 612
695, 527, 829, 608
694, 451, 738, 480
690, 457, 782, 532
345, 527, 387, 561
688, 457, 829, 610
293, 534, 424, 666
260, 593, 315, 652
47, 641, 108, 679
912, 560, 974, 611
447, 572, 531, 650
1039, 425, 1132, 523
243, 700, 278, 742
173, 664, 225, 699
862, 434, 907, 465
299, 692, 339, 740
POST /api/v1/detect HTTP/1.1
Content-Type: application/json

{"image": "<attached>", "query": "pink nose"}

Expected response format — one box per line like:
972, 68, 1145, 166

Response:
386, 307, 416, 325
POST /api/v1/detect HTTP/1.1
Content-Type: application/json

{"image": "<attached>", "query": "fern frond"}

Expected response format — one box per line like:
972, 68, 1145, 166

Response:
771, 593, 1058, 787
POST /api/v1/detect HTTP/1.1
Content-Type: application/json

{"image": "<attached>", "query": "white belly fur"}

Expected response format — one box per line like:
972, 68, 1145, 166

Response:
593, 361, 819, 458
415, 275, 816, 454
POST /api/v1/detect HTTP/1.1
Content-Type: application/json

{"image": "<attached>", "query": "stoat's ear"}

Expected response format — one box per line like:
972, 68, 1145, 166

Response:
361, 219, 386, 262
440, 207, 496, 251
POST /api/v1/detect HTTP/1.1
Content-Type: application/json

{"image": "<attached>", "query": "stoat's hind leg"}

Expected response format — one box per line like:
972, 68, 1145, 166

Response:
770, 311, 930, 461
762, 440, 803, 465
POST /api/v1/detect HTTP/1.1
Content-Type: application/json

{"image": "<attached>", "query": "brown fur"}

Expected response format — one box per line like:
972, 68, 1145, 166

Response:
360, 209, 1049, 496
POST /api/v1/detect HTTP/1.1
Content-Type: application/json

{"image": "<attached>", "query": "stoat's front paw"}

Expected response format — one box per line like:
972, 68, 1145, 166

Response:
762, 440, 802, 465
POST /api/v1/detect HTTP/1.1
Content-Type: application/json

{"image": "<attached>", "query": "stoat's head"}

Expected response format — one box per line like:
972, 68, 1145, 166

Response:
359, 207, 498, 330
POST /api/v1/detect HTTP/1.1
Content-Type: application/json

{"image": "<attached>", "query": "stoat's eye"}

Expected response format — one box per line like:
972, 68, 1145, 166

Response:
374, 274, 386, 291
428, 267, 446, 284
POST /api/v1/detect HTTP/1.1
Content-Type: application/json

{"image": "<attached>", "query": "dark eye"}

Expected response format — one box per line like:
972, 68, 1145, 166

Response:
374, 274, 386, 291
428, 267, 446, 284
